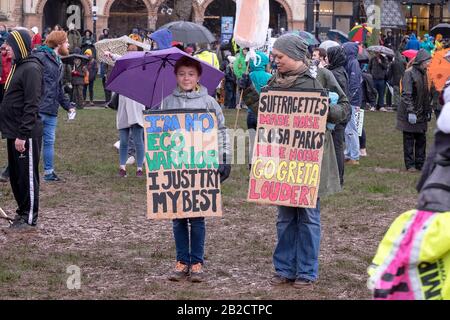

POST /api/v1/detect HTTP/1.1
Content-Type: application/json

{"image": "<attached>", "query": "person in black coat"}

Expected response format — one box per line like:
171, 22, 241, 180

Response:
327, 45, 349, 186
369, 53, 389, 111
396, 49, 432, 172
0, 30, 43, 228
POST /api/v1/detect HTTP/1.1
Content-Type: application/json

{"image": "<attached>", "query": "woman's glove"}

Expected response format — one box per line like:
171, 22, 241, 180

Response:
218, 164, 231, 183
218, 153, 231, 183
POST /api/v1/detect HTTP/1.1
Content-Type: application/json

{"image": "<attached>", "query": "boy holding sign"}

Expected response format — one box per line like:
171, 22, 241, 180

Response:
155, 57, 230, 282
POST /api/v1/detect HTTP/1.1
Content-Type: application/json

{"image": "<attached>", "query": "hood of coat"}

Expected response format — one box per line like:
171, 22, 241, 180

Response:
250, 51, 270, 72
171, 84, 209, 100
149, 28, 172, 50
327, 46, 347, 70
343, 42, 358, 62
414, 49, 431, 68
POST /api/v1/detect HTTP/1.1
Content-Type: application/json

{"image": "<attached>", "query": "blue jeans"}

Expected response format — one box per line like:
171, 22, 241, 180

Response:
344, 106, 360, 161
373, 79, 386, 108
119, 125, 144, 167
40, 113, 58, 175
173, 217, 205, 265
273, 200, 321, 281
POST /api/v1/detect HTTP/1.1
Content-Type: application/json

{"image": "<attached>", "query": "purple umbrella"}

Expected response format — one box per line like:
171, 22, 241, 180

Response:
106, 47, 224, 109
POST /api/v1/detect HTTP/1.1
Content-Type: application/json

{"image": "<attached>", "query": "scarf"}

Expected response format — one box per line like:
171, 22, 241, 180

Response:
39, 44, 61, 64
272, 64, 309, 88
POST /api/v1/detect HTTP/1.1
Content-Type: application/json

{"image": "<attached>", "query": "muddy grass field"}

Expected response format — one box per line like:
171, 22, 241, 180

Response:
0, 109, 435, 299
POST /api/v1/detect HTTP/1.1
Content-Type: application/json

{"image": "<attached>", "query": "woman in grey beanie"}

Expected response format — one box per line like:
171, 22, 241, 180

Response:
243, 33, 346, 288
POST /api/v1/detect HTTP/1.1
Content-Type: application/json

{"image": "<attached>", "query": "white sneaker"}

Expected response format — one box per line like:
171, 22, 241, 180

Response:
360, 149, 368, 157
113, 141, 120, 150
379, 107, 388, 112
370, 107, 376, 112
126, 156, 135, 165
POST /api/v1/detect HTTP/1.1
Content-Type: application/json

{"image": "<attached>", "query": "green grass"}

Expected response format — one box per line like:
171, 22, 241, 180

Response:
0, 109, 437, 300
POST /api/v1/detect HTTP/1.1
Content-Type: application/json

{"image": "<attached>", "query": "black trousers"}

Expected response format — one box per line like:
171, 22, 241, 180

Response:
102, 76, 111, 103
332, 123, 346, 187
359, 128, 366, 149
7, 138, 41, 225
403, 131, 426, 170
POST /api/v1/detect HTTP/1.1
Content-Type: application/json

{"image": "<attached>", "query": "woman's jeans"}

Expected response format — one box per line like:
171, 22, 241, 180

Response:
40, 113, 57, 175
273, 200, 321, 281
173, 217, 205, 265
119, 125, 144, 167
344, 106, 360, 161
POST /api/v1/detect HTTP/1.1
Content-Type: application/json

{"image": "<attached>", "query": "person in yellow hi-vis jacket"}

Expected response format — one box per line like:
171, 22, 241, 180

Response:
194, 43, 220, 69
368, 85, 450, 300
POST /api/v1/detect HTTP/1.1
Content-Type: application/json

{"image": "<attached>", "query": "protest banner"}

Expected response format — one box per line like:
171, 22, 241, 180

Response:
143, 109, 222, 219
221, 16, 234, 45
355, 109, 365, 137
247, 89, 329, 208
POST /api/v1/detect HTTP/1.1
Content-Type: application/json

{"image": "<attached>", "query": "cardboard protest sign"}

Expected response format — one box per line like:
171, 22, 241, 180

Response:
247, 89, 329, 209
355, 109, 364, 137
143, 109, 222, 219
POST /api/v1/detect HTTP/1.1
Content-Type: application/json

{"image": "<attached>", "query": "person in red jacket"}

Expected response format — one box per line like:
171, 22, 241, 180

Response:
0, 44, 12, 102
31, 27, 42, 49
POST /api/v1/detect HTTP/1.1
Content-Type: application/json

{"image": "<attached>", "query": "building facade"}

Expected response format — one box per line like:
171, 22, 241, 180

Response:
1, 0, 305, 38
305, 0, 449, 36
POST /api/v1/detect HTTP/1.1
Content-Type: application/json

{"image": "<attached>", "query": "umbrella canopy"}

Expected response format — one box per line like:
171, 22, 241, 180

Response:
61, 54, 90, 65
285, 30, 320, 46
428, 48, 450, 92
319, 40, 340, 51
327, 29, 349, 44
159, 21, 215, 44
348, 24, 373, 43
287, 30, 319, 46
94, 36, 151, 66
402, 49, 418, 60
430, 23, 450, 39
106, 47, 224, 109
367, 45, 394, 57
